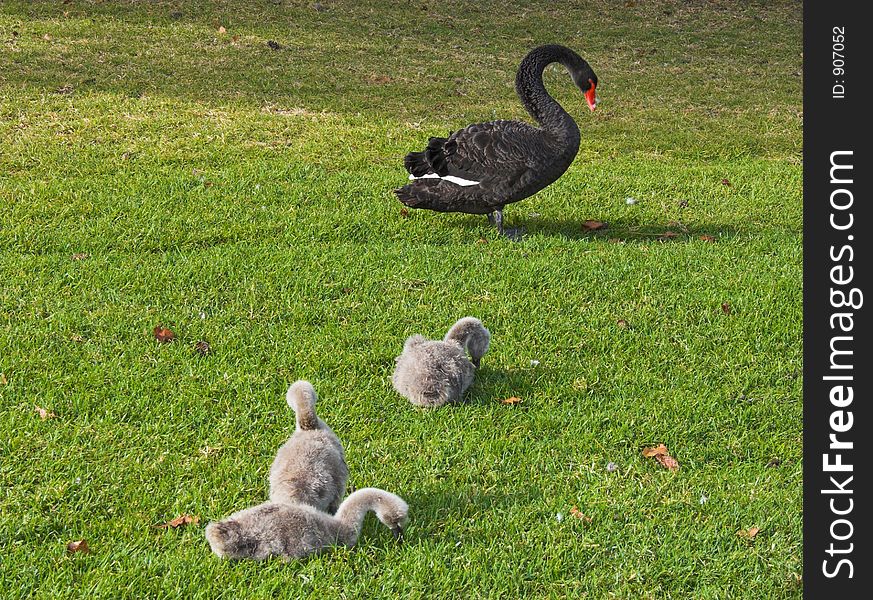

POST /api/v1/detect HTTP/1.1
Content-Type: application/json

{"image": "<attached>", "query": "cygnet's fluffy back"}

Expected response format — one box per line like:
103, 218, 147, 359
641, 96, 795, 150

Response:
268, 380, 349, 513
392, 317, 489, 408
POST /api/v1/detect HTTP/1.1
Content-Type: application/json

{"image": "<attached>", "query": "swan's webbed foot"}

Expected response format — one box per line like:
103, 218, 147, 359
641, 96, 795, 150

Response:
488, 209, 525, 242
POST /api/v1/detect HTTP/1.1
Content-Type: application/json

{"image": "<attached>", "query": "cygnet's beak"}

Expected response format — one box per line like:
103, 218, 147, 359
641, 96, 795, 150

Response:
392, 526, 405, 544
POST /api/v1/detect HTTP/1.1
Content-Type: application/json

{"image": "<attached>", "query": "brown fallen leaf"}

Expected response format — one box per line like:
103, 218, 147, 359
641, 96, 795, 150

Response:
231, 34, 240, 43
678, 199, 689, 208
617, 319, 629, 329
66, 539, 90, 554
71, 334, 85, 343
721, 178, 732, 186
36, 406, 56, 420
154, 514, 200, 529
501, 396, 522, 405
721, 302, 731, 314
0, 373, 7, 385
194, 340, 211, 356
399, 207, 409, 218
217, 26, 227, 34
642, 444, 669, 458
699, 235, 716, 243
766, 457, 782, 468
153, 326, 176, 343
642, 444, 680, 471
658, 231, 679, 240
368, 74, 393, 85
43, 33, 51, 41
737, 527, 761, 540
476, 237, 488, 244
569, 506, 593, 523
581, 220, 607, 231
71, 252, 89, 261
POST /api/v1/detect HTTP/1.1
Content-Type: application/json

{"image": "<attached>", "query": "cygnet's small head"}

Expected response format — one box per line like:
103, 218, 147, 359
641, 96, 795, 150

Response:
445, 317, 491, 367
286, 379, 319, 430
286, 380, 317, 412
371, 489, 410, 541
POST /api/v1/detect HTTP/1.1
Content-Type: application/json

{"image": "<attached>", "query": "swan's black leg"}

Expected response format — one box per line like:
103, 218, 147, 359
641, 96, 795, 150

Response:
486, 212, 496, 226
492, 208, 524, 242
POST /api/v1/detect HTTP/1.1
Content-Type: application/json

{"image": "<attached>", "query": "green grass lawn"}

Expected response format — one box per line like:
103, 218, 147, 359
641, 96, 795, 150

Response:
0, 1, 802, 597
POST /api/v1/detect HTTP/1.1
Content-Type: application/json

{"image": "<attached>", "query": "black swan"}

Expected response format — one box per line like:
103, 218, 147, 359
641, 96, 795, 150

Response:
394, 44, 598, 239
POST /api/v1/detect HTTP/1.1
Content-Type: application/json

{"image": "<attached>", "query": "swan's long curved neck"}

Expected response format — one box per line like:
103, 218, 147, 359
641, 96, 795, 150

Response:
333, 490, 375, 545
515, 45, 582, 144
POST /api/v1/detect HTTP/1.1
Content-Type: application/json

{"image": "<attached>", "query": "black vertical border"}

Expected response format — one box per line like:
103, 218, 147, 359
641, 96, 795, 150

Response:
803, 2, 869, 597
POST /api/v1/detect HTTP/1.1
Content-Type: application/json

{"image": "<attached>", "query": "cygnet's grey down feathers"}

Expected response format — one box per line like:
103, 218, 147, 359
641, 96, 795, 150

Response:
268, 380, 349, 514
392, 317, 490, 408
205, 488, 409, 560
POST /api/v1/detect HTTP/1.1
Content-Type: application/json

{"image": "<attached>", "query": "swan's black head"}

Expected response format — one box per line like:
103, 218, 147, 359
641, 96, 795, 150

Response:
573, 68, 598, 111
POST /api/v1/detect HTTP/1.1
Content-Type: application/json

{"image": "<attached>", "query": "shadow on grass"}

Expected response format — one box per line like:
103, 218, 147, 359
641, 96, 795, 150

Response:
444, 213, 746, 243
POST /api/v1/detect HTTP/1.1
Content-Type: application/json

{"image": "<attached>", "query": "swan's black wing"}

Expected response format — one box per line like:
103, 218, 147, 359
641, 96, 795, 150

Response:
404, 120, 547, 182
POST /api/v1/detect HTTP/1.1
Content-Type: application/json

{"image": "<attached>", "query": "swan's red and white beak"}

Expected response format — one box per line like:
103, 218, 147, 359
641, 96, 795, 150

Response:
585, 81, 597, 111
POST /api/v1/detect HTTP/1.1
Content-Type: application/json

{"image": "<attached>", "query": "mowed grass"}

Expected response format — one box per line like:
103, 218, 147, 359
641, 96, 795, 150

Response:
0, 1, 802, 598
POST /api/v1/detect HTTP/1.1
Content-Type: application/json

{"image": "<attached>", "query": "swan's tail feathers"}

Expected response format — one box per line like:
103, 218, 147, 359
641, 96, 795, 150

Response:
404, 151, 432, 177
423, 136, 450, 175
403, 137, 449, 177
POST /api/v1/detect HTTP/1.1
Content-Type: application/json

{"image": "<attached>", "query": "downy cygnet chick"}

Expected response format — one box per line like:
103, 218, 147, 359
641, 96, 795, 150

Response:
392, 317, 490, 408
269, 380, 349, 514
205, 488, 409, 560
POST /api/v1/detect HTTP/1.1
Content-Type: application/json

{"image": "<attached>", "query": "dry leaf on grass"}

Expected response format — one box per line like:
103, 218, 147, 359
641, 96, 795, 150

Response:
399, 207, 410, 218
0, 373, 7, 385
66, 539, 90, 554
737, 527, 761, 540
721, 178, 731, 186
721, 302, 731, 314
658, 231, 679, 240
501, 396, 522, 405
581, 220, 607, 231
642, 444, 680, 471
35, 406, 56, 420
194, 340, 211, 356
71, 252, 89, 261
699, 235, 716, 243
153, 326, 176, 343
154, 514, 200, 529
569, 506, 593, 523
217, 26, 227, 34
617, 319, 629, 329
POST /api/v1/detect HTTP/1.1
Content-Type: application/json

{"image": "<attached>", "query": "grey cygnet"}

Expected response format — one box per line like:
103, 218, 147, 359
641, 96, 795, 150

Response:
268, 380, 349, 514
205, 488, 409, 560
392, 317, 490, 408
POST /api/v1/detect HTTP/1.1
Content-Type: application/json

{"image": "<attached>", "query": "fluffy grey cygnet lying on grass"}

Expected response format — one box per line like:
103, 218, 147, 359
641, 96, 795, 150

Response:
269, 380, 349, 514
205, 488, 409, 560
392, 317, 491, 408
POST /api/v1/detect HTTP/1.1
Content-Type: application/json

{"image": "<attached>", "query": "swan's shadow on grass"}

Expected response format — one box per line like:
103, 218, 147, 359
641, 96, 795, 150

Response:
446, 213, 747, 243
